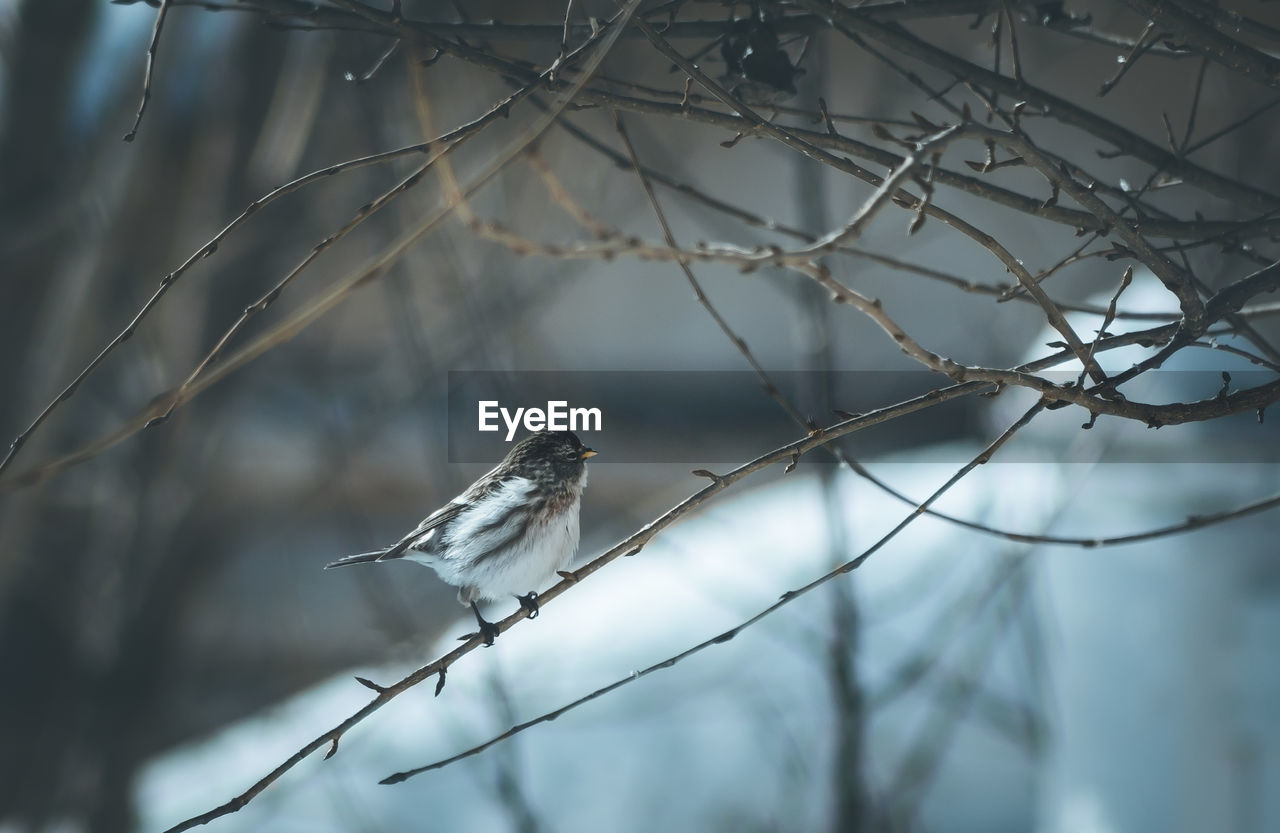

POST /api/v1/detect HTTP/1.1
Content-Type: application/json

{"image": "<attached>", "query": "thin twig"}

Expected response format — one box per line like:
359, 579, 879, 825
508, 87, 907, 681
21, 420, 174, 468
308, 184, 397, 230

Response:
1185, 95, 1280, 155
452, 222, 1280, 425
1098, 21, 1159, 97
3, 0, 640, 490
157, 3, 645, 830
0, 137, 470, 477
790, 0, 1280, 212
1181, 57, 1210, 152
123, 0, 171, 141
547, 0, 577, 80
1075, 266, 1134, 391
524, 150, 615, 238
344, 39, 400, 84
632, 16, 1109, 381
520, 140, 1267, 549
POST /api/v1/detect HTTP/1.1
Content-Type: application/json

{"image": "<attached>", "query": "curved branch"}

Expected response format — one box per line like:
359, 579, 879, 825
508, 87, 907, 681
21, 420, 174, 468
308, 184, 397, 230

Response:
382, 401, 1047, 784
1121, 0, 1280, 87
160, 380, 985, 831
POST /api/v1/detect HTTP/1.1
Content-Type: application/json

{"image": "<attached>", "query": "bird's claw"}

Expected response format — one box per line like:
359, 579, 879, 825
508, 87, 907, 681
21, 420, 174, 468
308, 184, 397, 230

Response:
467, 601, 500, 647
460, 621, 500, 647
516, 591, 540, 619
472, 621, 500, 646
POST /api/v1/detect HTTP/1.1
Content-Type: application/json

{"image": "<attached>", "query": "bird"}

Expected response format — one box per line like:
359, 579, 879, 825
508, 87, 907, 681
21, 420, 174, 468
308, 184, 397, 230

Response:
326, 430, 596, 645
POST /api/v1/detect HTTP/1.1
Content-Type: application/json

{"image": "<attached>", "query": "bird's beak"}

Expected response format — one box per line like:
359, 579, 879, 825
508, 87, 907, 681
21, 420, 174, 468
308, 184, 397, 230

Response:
580, 448, 598, 460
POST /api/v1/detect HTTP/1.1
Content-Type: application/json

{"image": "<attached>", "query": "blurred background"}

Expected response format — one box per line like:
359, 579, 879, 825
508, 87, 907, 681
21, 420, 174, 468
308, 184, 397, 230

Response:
2, 1, 1279, 831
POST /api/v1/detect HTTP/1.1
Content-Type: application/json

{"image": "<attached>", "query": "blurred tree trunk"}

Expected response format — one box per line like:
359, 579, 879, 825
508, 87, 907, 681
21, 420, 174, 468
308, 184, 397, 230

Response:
0, 3, 103, 827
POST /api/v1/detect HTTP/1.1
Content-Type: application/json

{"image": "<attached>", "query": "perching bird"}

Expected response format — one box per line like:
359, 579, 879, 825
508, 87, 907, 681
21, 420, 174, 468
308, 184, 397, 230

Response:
326, 430, 596, 645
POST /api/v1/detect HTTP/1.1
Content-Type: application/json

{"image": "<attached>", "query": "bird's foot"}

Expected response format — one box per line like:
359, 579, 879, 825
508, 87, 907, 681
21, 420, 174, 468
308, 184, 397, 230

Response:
464, 601, 500, 647
516, 591, 540, 619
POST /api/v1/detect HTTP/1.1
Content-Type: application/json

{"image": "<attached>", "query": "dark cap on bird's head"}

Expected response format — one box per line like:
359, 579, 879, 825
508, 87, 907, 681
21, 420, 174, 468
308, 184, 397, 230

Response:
505, 431, 597, 481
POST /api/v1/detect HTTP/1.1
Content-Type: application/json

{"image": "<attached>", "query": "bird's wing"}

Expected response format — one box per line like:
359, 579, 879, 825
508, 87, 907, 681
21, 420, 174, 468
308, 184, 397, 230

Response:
379, 468, 518, 559
433, 475, 542, 564
379, 500, 469, 560
325, 499, 469, 568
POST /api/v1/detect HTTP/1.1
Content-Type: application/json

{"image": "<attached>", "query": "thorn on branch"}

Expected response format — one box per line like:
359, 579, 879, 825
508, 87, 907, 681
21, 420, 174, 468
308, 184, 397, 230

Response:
818, 97, 839, 137
890, 193, 914, 210
1011, 100, 1027, 131
964, 154, 1027, 174
556, 569, 579, 582
1081, 412, 1099, 430
784, 453, 800, 474
982, 140, 996, 172
435, 668, 447, 697
871, 123, 914, 150
355, 676, 387, 693
324, 737, 340, 760
1160, 112, 1179, 155
911, 111, 943, 131
908, 159, 937, 235
692, 468, 726, 484
344, 41, 400, 85
1217, 371, 1232, 400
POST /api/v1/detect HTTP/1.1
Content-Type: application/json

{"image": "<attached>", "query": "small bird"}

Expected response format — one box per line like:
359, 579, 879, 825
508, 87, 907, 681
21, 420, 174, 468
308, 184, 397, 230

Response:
326, 431, 596, 645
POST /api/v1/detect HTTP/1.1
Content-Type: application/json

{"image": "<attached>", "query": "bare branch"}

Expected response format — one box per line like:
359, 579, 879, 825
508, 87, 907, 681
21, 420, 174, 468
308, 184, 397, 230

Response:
162, 382, 987, 831
1120, 0, 1280, 88
381, 401, 1048, 784
123, 0, 171, 141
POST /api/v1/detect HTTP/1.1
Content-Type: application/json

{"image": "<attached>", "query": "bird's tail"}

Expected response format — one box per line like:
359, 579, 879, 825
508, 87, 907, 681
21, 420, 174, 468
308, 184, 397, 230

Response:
324, 550, 388, 569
